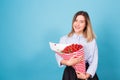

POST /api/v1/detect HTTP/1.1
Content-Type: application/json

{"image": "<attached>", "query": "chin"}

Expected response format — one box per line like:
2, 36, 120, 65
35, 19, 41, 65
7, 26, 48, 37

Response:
75, 30, 81, 33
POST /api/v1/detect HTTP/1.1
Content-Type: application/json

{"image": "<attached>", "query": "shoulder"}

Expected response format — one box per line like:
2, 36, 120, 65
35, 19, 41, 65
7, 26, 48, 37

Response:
88, 38, 96, 44
59, 35, 68, 43
87, 38, 97, 47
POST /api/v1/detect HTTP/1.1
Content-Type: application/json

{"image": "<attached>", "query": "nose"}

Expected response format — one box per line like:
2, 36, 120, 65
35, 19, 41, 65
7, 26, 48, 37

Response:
76, 21, 80, 26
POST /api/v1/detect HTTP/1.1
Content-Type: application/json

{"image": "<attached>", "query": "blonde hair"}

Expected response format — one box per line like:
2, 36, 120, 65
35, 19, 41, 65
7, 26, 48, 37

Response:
68, 11, 96, 42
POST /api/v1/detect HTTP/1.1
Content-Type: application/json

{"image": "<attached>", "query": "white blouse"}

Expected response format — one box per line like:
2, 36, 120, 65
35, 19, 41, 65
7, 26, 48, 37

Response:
55, 33, 98, 77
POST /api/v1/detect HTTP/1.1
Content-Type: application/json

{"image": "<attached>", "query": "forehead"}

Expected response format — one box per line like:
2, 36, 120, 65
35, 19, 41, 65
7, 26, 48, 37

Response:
76, 15, 85, 20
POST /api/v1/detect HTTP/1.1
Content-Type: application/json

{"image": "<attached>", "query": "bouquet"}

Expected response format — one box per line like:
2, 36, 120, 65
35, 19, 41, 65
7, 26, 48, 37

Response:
49, 42, 86, 73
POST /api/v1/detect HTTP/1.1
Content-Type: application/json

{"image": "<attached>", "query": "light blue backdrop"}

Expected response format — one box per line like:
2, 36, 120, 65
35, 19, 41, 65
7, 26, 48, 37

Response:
0, 0, 120, 80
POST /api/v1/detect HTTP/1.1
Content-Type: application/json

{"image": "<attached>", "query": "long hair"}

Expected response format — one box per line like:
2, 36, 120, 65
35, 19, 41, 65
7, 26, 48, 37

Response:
68, 11, 96, 42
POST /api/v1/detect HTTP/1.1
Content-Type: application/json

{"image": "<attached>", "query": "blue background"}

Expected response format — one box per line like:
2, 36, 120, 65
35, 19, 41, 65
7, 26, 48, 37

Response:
0, 0, 120, 80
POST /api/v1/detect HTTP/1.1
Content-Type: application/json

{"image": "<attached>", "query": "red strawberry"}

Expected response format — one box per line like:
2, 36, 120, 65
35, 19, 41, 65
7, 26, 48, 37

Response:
61, 44, 83, 54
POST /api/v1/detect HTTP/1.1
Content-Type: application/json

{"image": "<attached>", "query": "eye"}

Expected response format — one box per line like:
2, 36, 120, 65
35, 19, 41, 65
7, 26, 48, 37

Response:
74, 19, 77, 22
80, 20, 85, 23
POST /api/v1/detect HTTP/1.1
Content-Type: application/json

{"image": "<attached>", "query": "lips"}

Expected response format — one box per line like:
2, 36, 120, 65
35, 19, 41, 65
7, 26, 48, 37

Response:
75, 26, 80, 29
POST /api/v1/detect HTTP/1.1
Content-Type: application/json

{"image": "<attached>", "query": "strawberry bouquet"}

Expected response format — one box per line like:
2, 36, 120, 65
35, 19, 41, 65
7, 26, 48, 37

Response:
49, 42, 86, 73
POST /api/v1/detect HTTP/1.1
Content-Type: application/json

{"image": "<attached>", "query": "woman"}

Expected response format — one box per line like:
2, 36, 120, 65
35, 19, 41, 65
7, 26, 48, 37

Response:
55, 11, 99, 80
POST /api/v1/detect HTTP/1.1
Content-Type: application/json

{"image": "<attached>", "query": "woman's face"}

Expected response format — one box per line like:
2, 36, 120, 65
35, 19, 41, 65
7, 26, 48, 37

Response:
73, 15, 86, 35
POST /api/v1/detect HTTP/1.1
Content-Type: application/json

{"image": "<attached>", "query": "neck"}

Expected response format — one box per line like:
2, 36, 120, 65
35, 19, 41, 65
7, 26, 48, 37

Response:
75, 32, 83, 36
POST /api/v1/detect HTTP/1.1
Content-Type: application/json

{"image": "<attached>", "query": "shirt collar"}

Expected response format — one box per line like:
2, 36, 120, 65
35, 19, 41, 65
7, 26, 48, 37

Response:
72, 33, 83, 39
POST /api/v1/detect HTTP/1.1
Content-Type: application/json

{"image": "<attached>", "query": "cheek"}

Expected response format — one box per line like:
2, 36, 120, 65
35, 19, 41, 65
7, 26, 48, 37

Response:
81, 23, 86, 28
73, 22, 76, 25
73, 23, 76, 28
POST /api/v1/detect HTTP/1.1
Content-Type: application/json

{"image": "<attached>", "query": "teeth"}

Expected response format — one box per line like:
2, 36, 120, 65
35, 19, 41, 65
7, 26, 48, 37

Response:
75, 27, 80, 29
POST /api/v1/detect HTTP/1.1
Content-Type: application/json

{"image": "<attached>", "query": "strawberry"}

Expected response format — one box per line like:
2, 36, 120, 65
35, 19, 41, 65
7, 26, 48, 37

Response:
61, 44, 83, 54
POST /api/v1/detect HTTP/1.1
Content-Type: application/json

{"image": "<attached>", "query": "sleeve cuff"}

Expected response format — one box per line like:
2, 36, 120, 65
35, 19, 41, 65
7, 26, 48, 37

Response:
86, 70, 95, 78
55, 54, 65, 67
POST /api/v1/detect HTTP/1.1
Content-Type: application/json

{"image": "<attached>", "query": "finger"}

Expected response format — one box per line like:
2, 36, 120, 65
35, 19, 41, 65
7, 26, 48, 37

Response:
78, 55, 83, 59
78, 56, 84, 61
69, 55, 77, 61
71, 55, 76, 58
76, 71, 81, 74
73, 55, 77, 58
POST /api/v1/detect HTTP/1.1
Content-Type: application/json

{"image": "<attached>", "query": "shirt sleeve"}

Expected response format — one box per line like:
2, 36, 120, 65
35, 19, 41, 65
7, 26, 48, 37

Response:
55, 35, 67, 67
86, 39, 98, 78
55, 54, 64, 67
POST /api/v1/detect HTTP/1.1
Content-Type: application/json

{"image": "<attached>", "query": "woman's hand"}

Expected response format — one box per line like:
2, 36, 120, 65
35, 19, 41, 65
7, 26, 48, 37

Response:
76, 71, 91, 80
67, 55, 83, 66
